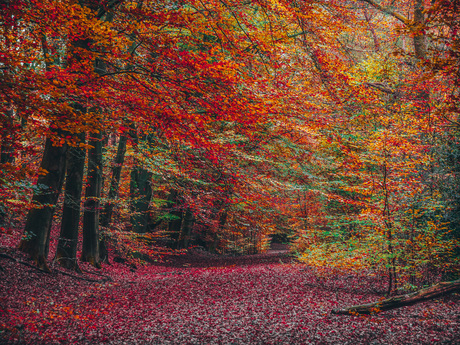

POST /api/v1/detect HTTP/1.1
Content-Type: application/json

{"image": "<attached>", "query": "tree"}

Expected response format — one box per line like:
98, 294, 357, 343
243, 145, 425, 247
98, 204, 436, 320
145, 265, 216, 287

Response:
16, 0, 128, 269
55, 127, 86, 272
99, 134, 128, 262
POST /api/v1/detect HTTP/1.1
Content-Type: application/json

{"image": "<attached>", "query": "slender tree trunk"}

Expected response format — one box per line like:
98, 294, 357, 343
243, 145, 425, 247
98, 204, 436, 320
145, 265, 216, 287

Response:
129, 129, 153, 234
413, 0, 427, 61
163, 189, 183, 247
55, 130, 86, 272
81, 131, 103, 268
18, 134, 68, 271
178, 210, 194, 249
168, 210, 183, 248
100, 135, 128, 262
130, 165, 153, 233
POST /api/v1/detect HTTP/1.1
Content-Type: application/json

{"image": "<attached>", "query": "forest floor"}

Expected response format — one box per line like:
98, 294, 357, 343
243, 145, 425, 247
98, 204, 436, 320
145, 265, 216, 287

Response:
0, 243, 459, 345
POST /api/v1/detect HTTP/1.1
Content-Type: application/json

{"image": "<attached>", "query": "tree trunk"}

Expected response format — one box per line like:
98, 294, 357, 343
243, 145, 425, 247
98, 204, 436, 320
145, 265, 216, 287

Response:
332, 279, 460, 315
81, 131, 103, 268
130, 165, 153, 234
163, 189, 183, 247
178, 210, 194, 249
168, 209, 183, 248
18, 135, 68, 271
55, 131, 86, 272
129, 130, 153, 234
99, 135, 127, 262
413, 0, 427, 61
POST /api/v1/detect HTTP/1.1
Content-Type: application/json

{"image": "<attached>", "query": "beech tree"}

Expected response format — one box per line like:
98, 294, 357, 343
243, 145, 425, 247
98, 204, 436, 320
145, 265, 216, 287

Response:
0, 0, 456, 295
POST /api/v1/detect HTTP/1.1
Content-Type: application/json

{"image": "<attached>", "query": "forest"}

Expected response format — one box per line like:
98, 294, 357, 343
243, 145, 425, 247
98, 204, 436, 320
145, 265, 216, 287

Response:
1, 0, 459, 344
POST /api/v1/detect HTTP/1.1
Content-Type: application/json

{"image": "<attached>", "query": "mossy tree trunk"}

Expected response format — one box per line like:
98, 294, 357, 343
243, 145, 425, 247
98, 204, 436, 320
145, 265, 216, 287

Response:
177, 210, 194, 249
18, 134, 68, 271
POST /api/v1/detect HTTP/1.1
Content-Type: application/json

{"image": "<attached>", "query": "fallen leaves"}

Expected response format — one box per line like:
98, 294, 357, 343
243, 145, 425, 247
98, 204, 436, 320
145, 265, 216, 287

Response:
0, 249, 459, 344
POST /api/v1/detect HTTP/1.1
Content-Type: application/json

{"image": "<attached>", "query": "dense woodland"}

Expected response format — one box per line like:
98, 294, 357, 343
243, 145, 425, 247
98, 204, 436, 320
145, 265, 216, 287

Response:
1, 1, 460, 341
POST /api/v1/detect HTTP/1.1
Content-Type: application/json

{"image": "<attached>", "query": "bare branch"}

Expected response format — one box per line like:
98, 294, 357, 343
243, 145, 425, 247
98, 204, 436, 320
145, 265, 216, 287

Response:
359, 0, 409, 25
365, 82, 396, 94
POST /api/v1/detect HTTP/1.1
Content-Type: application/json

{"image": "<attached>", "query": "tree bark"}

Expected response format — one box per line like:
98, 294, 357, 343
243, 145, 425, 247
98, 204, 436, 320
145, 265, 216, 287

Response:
332, 279, 460, 315
18, 134, 68, 271
100, 135, 127, 262
163, 189, 183, 247
81, 131, 103, 268
413, 0, 427, 61
130, 165, 153, 233
129, 129, 153, 234
178, 210, 194, 249
80, 33, 109, 267
55, 130, 86, 272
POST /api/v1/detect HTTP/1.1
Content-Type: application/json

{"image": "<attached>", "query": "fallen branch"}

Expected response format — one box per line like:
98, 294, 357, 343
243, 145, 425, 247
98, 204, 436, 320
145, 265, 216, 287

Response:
364, 82, 396, 94
332, 279, 460, 315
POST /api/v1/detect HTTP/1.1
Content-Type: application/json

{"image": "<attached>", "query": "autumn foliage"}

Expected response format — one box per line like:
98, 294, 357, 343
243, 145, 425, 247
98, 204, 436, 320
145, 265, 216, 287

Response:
0, 0, 459, 312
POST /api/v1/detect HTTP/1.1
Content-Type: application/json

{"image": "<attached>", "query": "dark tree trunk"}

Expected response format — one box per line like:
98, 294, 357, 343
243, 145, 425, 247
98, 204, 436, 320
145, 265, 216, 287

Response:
55, 131, 86, 272
80, 43, 108, 267
81, 131, 103, 268
332, 279, 460, 315
18, 135, 68, 271
168, 210, 183, 248
206, 202, 228, 253
130, 165, 153, 233
178, 210, 194, 249
163, 189, 183, 247
129, 129, 153, 234
99, 135, 128, 262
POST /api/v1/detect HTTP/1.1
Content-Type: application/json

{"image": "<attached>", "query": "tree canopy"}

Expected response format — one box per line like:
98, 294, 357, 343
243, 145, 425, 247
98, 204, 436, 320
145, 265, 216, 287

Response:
1, 0, 459, 293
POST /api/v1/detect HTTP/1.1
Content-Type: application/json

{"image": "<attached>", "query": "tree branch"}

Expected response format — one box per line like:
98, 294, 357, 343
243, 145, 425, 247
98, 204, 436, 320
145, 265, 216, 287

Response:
364, 82, 396, 94
359, 0, 409, 25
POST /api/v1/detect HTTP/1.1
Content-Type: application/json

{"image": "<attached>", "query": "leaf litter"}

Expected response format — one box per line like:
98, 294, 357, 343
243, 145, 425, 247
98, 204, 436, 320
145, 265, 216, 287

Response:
0, 248, 459, 345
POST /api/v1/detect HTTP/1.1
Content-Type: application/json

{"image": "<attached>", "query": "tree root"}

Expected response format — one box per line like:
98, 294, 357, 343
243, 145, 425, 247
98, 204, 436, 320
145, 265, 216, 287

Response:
0, 252, 111, 283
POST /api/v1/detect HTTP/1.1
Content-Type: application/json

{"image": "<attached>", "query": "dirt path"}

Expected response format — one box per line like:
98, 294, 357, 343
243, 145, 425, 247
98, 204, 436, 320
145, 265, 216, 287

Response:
1, 248, 459, 345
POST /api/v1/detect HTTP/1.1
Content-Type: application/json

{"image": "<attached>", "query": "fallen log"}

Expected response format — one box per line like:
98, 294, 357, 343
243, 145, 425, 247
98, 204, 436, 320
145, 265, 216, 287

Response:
332, 278, 460, 315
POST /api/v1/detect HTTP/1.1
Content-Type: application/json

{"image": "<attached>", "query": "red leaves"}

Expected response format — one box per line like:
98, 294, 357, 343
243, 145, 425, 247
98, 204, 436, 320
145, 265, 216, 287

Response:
1, 248, 459, 344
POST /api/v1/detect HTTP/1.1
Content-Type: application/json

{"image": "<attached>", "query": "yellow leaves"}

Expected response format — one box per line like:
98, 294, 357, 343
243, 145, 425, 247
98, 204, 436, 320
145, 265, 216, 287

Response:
38, 168, 49, 176
5, 199, 28, 207
347, 53, 400, 88
297, 242, 370, 272
124, 2, 138, 11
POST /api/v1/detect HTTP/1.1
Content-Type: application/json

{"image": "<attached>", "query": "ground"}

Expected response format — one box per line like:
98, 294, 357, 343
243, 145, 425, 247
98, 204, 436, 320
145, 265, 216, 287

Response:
0, 244, 459, 344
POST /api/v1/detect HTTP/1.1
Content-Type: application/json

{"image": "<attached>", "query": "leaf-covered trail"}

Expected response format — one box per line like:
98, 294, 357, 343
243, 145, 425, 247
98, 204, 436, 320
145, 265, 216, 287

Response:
1, 249, 459, 345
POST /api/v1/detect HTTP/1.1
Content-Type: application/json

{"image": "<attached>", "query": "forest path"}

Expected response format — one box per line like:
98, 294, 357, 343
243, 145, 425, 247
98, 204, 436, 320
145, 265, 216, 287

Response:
1, 248, 459, 345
